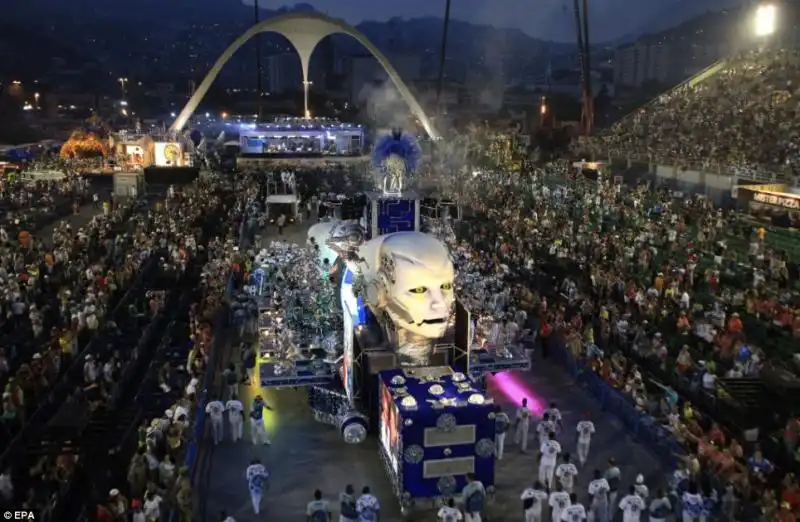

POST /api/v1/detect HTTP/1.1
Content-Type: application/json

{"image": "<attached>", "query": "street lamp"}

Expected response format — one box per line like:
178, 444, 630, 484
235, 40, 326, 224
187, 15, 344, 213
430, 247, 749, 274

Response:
118, 77, 128, 97
34, 92, 40, 109
754, 4, 776, 38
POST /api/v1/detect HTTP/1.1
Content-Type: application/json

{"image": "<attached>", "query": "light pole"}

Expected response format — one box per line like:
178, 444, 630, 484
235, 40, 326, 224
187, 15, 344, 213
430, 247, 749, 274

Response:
34, 92, 40, 110
118, 77, 128, 98
436, 0, 452, 111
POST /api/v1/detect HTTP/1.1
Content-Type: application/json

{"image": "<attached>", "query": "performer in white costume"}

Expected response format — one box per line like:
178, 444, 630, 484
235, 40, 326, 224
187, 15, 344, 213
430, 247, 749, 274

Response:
245, 458, 269, 515
515, 398, 532, 452
205, 399, 225, 445
226, 399, 244, 442
356, 231, 455, 366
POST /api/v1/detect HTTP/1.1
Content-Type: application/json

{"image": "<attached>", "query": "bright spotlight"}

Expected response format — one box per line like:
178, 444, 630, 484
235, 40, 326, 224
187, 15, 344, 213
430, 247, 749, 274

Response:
755, 4, 776, 37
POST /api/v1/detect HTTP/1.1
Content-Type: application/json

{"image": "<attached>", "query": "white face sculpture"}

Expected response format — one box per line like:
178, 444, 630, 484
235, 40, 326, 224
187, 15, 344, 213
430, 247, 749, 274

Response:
371, 232, 455, 339
306, 221, 338, 270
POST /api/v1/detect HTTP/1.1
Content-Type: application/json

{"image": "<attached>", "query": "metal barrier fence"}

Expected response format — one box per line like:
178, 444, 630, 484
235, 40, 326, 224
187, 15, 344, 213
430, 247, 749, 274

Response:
548, 334, 683, 470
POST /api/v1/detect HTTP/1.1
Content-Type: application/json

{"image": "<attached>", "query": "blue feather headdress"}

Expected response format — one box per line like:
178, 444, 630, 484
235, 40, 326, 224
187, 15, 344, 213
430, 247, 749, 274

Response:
371, 129, 420, 173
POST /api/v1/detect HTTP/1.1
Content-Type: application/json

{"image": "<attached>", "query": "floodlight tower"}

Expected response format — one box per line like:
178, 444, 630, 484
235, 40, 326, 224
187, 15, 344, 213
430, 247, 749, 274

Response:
573, 0, 594, 135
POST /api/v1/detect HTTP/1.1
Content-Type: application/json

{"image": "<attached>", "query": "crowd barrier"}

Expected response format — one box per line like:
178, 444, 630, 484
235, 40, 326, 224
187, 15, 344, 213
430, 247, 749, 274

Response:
547, 330, 684, 470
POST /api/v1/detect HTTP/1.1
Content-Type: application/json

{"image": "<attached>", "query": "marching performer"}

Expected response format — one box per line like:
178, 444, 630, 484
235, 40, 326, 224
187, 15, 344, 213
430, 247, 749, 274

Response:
249, 395, 272, 445
205, 399, 225, 445
494, 408, 510, 460
514, 398, 532, 452
538, 432, 561, 489
226, 398, 244, 442
245, 458, 269, 515
555, 453, 579, 494
576, 416, 596, 466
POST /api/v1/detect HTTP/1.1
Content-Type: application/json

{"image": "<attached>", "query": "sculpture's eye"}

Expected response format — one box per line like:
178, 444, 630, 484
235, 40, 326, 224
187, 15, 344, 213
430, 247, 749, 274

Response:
440, 282, 453, 291
409, 286, 427, 294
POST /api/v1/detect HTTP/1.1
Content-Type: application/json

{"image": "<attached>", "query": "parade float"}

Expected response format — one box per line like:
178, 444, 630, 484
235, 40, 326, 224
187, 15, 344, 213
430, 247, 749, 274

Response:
242, 129, 529, 510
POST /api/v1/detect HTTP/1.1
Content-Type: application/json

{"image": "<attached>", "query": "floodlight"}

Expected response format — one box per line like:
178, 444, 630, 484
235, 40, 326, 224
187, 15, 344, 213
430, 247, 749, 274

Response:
755, 4, 776, 37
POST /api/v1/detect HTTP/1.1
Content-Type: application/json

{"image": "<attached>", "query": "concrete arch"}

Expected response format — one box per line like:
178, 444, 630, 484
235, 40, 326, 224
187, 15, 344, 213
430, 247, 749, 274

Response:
170, 12, 439, 138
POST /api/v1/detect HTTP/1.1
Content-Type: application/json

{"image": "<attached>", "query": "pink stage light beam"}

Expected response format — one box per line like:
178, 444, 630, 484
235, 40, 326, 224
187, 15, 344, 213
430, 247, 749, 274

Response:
488, 372, 545, 415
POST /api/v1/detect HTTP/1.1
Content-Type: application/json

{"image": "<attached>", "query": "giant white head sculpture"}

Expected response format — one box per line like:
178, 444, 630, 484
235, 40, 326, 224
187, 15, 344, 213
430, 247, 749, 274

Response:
358, 231, 455, 342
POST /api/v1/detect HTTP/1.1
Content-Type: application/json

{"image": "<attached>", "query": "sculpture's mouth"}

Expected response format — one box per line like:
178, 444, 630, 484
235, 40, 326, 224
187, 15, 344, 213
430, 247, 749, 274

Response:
415, 318, 446, 326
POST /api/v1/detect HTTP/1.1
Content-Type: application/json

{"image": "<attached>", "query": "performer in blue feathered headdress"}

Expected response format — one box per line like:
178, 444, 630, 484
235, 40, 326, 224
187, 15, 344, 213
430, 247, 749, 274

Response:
372, 128, 420, 195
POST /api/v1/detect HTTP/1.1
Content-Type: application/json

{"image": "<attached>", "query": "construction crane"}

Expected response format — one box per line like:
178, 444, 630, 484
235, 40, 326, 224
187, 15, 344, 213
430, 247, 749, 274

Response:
573, 0, 594, 135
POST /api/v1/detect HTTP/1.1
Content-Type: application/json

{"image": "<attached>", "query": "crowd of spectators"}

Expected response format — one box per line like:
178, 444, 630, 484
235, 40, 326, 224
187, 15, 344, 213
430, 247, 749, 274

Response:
0, 170, 255, 522
583, 49, 800, 181
445, 157, 800, 519
88, 177, 257, 522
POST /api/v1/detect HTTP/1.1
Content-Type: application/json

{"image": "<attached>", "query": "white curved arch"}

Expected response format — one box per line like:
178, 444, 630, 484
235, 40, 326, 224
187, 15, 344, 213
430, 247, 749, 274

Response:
170, 12, 439, 138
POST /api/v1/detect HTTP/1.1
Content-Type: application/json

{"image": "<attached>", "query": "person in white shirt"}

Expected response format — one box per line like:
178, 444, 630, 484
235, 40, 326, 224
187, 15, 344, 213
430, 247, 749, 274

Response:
575, 418, 595, 466
515, 398, 532, 452
537, 413, 556, 449
555, 453, 579, 494
633, 475, 648, 500
681, 484, 704, 522
549, 484, 571, 522
205, 399, 226, 445
494, 409, 510, 460
437, 497, 463, 522
226, 399, 244, 442
143, 490, 163, 521
544, 402, 563, 431
520, 481, 549, 522
618, 486, 645, 522
538, 433, 561, 489
587, 469, 610, 522
561, 494, 586, 521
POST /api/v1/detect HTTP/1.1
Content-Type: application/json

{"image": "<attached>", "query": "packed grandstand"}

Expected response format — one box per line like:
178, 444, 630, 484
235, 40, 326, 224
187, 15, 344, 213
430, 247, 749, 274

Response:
0, 45, 798, 522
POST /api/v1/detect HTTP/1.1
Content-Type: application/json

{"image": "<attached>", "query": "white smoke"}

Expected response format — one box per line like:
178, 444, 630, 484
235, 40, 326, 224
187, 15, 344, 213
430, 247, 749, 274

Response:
357, 80, 418, 130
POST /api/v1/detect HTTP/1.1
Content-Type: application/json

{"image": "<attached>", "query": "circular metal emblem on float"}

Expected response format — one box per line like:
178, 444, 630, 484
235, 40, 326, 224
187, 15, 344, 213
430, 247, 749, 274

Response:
475, 438, 495, 458
436, 413, 457, 432
391, 375, 406, 386
488, 412, 496, 420
404, 445, 424, 464
452, 372, 466, 382
443, 448, 452, 456
437, 476, 457, 495
339, 412, 368, 444
342, 422, 367, 444
404, 418, 414, 426
428, 384, 445, 396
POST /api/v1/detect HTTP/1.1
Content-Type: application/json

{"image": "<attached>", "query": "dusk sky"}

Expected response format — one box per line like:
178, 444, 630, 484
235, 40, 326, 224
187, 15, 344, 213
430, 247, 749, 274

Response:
241, 0, 720, 42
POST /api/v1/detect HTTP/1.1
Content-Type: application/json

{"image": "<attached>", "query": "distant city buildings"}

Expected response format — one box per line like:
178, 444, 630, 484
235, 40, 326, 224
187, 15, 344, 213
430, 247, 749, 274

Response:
612, 41, 732, 87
